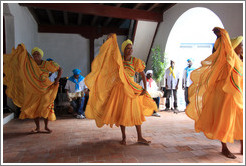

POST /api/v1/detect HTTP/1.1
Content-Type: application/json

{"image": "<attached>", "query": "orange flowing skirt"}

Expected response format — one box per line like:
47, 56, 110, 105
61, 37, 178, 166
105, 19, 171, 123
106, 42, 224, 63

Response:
85, 34, 157, 128
3, 44, 59, 121
186, 28, 243, 143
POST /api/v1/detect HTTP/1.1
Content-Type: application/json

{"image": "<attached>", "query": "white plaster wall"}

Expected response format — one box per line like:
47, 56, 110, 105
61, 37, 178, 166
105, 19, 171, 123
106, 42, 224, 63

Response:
133, 21, 158, 62
37, 33, 90, 77
94, 35, 107, 57
7, 3, 38, 52
3, 4, 15, 54
94, 35, 126, 57
4, 3, 38, 110
37, 34, 126, 77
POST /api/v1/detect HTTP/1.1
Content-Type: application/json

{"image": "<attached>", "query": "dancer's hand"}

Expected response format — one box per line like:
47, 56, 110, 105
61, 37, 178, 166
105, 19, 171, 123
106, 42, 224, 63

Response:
53, 78, 59, 85
213, 27, 221, 38
107, 33, 114, 40
140, 89, 146, 96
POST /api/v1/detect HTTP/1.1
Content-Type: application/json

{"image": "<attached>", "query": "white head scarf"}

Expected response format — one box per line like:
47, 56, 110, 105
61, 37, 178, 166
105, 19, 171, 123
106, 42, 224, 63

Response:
146, 70, 153, 76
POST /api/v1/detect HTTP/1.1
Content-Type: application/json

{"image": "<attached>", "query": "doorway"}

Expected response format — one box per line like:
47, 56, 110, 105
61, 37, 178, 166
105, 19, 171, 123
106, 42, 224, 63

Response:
165, 7, 224, 110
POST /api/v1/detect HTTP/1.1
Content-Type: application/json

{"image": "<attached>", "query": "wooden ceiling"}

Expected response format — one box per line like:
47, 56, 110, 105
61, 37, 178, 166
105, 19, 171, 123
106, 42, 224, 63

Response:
19, 3, 175, 39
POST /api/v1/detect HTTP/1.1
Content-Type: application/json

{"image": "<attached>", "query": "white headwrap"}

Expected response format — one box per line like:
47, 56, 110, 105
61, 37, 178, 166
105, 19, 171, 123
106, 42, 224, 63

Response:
146, 70, 153, 76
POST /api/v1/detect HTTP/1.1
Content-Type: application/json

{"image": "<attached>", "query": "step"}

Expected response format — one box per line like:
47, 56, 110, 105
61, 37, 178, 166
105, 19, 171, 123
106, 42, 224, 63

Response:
3, 112, 14, 125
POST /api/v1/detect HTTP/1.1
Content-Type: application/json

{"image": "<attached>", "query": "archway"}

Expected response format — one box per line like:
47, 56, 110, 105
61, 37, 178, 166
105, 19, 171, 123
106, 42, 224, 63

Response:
165, 7, 224, 110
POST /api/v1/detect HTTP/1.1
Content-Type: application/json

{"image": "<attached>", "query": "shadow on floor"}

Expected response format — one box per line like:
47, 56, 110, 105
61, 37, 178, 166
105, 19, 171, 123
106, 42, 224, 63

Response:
3, 131, 54, 140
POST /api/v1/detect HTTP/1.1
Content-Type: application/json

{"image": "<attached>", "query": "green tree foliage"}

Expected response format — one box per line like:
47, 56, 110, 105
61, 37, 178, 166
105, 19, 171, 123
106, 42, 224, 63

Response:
151, 46, 168, 83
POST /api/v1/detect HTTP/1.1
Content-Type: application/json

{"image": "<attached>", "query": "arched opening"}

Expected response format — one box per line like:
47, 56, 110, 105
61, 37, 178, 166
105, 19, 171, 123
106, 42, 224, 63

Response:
165, 7, 224, 110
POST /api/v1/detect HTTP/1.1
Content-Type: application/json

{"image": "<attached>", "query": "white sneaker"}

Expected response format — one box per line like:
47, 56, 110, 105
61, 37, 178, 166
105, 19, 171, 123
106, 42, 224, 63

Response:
152, 112, 161, 117
76, 115, 85, 119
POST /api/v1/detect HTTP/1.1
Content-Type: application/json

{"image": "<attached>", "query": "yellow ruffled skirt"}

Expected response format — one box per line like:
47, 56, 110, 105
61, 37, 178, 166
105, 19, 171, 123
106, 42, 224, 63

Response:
102, 83, 155, 127
18, 86, 58, 121
3, 44, 58, 121
186, 28, 243, 143
190, 71, 243, 143
85, 34, 157, 128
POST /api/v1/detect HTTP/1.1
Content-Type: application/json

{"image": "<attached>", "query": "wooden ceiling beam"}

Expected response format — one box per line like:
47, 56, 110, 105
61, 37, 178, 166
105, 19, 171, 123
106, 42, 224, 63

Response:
64, 11, 68, 25
116, 19, 127, 28
103, 17, 112, 27
91, 3, 103, 26
77, 13, 82, 25
91, 16, 98, 26
146, 22, 160, 65
38, 25, 129, 39
162, 3, 176, 13
46, 9, 55, 24
133, 3, 142, 9
147, 3, 160, 11
103, 3, 122, 26
128, 20, 135, 39
27, 7, 40, 25
20, 3, 163, 22
132, 21, 138, 43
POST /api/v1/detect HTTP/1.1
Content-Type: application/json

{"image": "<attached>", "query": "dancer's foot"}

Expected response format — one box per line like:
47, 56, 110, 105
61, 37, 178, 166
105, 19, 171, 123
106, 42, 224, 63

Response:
222, 147, 236, 159
120, 139, 126, 145
137, 138, 151, 145
44, 127, 52, 133
30, 128, 40, 134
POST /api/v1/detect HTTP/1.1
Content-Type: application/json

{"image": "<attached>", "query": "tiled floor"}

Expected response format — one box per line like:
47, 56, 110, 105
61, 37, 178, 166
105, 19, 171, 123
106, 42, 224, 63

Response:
3, 110, 243, 163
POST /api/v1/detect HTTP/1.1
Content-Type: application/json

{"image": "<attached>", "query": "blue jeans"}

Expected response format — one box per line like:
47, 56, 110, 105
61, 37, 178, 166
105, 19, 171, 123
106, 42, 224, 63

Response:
70, 97, 85, 116
153, 97, 160, 108
153, 97, 160, 113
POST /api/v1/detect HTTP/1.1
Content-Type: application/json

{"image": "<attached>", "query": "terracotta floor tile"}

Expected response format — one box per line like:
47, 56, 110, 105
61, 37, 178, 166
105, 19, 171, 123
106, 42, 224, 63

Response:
79, 155, 95, 162
192, 156, 211, 163
95, 154, 110, 161
163, 147, 179, 153
191, 150, 208, 156
63, 156, 79, 163
3, 110, 243, 163
178, 157, 198, 163
122, 157, 139, 163
46, 157, 64, 163
175, 145, 193, 151
104, 158, 123, 163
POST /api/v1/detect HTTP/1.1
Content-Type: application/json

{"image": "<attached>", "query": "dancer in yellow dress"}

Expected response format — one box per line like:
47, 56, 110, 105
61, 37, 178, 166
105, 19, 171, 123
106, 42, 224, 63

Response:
186, 27, 243, 159
84, 34, 157, 145
3, 44, 63, 133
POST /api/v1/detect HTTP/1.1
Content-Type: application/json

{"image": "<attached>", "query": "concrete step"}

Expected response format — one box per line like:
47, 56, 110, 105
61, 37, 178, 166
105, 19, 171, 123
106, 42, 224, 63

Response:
3, 112, 14, 125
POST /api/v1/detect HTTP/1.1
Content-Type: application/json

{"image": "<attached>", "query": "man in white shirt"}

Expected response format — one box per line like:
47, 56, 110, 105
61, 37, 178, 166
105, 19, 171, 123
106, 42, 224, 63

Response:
140, 70, 163, 117
65, 69, 88, 119
182, 58, 195, 106
164, 60, 179, 111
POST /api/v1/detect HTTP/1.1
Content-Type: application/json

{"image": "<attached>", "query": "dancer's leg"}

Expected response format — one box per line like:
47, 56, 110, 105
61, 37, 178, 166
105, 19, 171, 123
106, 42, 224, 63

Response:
120, 125, 126, 145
